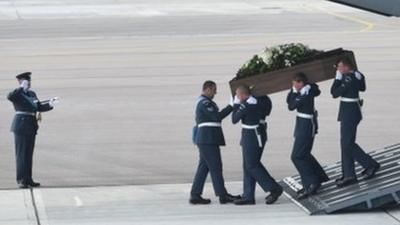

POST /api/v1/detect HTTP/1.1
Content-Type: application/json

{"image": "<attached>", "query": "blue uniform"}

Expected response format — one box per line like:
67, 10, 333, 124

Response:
7, 87, 53, 185
191, 95, 232, 198
286, 84, 329, 189
331, 72, 379, 178
232, 98, 281, 201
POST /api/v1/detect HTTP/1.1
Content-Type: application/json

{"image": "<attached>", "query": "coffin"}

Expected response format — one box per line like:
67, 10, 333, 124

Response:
229, 48, 357, 96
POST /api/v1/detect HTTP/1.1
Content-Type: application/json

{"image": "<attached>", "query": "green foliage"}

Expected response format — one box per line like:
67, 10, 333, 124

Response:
236, 43, 322, 79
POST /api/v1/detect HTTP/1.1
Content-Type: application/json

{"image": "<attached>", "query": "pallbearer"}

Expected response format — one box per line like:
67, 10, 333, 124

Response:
190, 80, 241, 205
286, 73, 329, 199
331, 58, 380, 188
232, 85, 282, 205
7, 72, 59, 188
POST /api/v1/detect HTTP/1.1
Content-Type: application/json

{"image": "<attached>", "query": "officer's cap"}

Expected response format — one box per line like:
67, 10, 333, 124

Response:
16, 72, 32, 81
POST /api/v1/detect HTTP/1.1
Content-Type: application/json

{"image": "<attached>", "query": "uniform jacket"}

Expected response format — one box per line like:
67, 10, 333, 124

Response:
232, 98, 262, 149
330, 71, 365, 123
8, 87, 53, 135
193, 95, 232, 146
286, 83, 320, 138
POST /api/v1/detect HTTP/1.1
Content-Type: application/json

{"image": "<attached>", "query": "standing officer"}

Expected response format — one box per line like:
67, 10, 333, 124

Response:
286, 73, 329, 199
7, 72, 59, 188
331, 58, 380, 187
190, 80, 240, 205
232, 85, 282, 205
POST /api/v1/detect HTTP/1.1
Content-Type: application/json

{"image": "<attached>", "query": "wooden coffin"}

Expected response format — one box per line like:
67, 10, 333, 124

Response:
229, 48, 357, 96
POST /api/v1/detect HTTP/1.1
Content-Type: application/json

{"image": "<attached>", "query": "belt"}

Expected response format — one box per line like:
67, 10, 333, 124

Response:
241, 124, 259, 129
297, 113, 313, 119
259, 119, 266, 124
242, 124, 262, 147
16, 111, 36, 116
341, 97, 359, 103
198, 122, 221, 128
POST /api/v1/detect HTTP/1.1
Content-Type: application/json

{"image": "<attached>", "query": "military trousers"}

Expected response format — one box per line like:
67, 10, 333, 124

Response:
190, 144, 227, 197
14, 133, 36, 185
340, 121, 378, 178
291, 136, 328, 188
241, 145, 281, 200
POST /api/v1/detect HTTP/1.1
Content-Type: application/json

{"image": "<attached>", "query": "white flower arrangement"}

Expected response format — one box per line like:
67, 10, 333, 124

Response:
235, 43, 322, 79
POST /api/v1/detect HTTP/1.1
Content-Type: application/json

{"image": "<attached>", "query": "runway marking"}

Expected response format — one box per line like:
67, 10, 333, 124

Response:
303, 4, 375, 32
74, 196, 83, 207
10, 0, 22, 20
32, 189, 50, 225
22, 189, 37, 224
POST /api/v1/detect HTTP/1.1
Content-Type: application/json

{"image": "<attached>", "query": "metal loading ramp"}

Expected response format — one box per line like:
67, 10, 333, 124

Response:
280, 143, 400, 215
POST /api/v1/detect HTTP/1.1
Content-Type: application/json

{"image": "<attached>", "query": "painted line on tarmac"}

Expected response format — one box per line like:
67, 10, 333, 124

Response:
32, 189, 49, 225
303, 4, 375, 32
10, 0, 22, 20
28, 188, 42, 225
22, 189, 37, 225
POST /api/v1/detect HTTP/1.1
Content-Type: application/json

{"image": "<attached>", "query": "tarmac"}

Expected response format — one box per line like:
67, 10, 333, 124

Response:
3, 182, 400, 225
0, 0, 399, 224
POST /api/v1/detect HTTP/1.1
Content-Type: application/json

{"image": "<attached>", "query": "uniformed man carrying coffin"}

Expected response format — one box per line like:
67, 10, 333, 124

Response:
190, 80, 241, 205
331, 58, 381, 188
7, 72, 59, 189
286, 73, 329, 199
232, 85, 282, 205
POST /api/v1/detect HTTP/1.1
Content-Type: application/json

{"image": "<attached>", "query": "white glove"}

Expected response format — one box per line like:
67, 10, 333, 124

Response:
292, 86, 298, 93
300, 84, 311, 95
49, 97, 60, 108
354, 70, 363, 80
233, 95, 241, 105
246, 96, 257, 104
20, 80, 29, 91
335, 70, 343, 80
229, 96, 234, 106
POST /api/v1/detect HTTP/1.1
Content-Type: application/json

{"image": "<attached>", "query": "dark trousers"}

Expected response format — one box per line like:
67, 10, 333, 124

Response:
190, 144, 227, 197
14, 133, 36, 184
291, 136, 328, 188
242, 145, 281, 201
340, 121, 378, 178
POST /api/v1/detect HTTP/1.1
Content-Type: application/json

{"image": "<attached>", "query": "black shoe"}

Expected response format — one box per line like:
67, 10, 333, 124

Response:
363, 164, 381, 180
296, 183, 320, 200
234, 198, 256, 205
319, 176, 330, 183
296, 188, 305, 195
336, 177, 358, 188
296, 191, 309, 200
18, 183, 29, 189
335, 176, 344, 183
265, 188, 283, 205
219, 193, 241, 204
361, 168, 368, 176
308, 183, 321, 195
189, 196, 211, 205
28, 181, 41, 187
